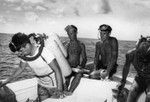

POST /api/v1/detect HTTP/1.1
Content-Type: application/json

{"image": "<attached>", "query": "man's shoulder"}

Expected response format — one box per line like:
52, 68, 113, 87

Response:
78, 40, 85, 46
96, 41, 102, 45
109, 36, 118, 42
126, 48, 136, 60
108, 37, 118, 46
127, 48, 136, 55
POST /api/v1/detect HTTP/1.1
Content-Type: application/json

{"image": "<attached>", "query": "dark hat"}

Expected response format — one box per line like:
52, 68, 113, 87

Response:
9, 32, 30, 52
65, 25, 78, 32
98, 24, 112, 32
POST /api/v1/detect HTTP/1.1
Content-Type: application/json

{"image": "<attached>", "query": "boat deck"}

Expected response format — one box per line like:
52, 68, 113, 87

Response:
6, 76, 145, 102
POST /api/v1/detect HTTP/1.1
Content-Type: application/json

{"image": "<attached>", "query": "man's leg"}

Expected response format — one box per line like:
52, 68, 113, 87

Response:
64, 73, 73, 91
108, 63, 118, 79
96, 60, 103, 70
127, 80, 144, 102
38, 84, 50, 102
69, 72, 83, 93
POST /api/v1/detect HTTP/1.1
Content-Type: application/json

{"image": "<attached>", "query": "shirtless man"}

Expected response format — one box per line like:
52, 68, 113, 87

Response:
93, 24, 118, 79
118, 36, 150, 102
64, 25, 87, 93
0, 33, 65, 101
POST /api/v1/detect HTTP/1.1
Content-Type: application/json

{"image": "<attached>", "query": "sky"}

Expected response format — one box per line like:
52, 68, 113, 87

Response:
0, 0, 150, 41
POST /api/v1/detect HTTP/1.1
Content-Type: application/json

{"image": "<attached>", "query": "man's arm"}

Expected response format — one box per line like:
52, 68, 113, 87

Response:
94, 42, 101, 70
121, 50, 134, 83
118, 50, 134, 91
106, 38, 118, 76
1, 61, 27, 86
79, 43, 87, 68
48, 59, 63, 91
62, 40, 69, 58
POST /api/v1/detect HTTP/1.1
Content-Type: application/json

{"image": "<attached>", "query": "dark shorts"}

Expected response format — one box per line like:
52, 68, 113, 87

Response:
126, 76, 150, 102
97, 61, 118, 77
135, 75, 150, 93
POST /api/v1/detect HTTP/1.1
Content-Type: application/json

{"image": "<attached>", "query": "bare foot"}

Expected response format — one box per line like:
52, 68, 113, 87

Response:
63, 91, 73, 96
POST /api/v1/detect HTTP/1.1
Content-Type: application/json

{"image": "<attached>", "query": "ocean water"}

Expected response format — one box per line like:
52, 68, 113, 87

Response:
0, 33, 136, 82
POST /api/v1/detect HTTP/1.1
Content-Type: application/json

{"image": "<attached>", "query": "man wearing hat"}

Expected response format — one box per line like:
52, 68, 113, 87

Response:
64, 25, 87, 94
92, 24, 118, 80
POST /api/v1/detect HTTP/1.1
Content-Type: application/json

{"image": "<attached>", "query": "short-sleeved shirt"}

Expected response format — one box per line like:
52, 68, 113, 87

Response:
21, 44, 56, 88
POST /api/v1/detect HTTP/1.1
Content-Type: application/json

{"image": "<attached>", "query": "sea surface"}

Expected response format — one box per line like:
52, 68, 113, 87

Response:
0, 33, 136, 82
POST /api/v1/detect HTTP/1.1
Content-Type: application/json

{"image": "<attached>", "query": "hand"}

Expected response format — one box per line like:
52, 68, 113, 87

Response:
77, 66, 82, 69
117, 81, 126, 92
57, 91, 65, 99
52, 89, 65, 99
63, 91, 72, 96
100, 69, 108, 79
72, 66, 84, 73
72, 68, 81, 72
89, 70, 101, 79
